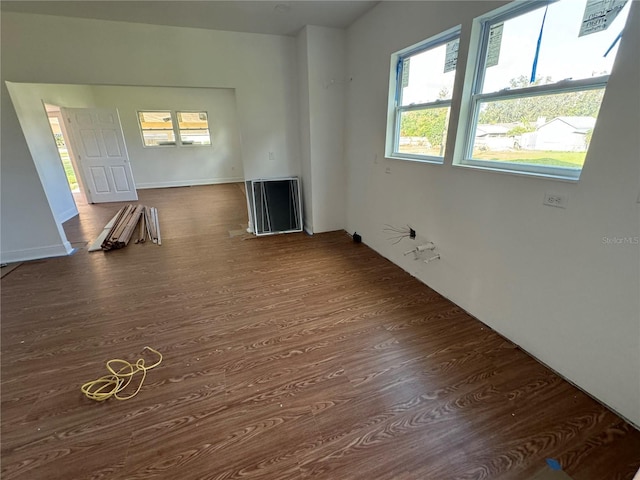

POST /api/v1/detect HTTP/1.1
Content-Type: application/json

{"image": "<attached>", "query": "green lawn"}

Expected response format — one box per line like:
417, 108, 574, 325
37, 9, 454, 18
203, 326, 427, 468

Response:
396, 146, 585, 168
473, 150, 586, 168
59, 150, 80, 192
397, 145, 445, 157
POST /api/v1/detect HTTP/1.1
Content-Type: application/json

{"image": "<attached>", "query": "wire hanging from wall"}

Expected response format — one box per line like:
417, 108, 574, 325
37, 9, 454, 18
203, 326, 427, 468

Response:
383, 224, 413, 245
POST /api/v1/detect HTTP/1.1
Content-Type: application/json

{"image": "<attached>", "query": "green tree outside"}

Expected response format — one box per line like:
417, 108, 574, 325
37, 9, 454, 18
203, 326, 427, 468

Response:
399, 86, 450, 149
400, 108, 448, 147
478, 76, 604, 124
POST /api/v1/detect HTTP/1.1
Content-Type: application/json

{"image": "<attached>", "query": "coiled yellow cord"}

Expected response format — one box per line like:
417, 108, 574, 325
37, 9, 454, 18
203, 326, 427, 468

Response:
81, 346, 163, 401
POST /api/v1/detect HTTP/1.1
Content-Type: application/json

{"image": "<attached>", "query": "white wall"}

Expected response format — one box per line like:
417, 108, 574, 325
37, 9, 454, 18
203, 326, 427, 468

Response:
297, 27, 314, 233
297, 25, 346, 234
2, 82, 106, 262
91, 85, 244, 188
306, 26, 346, 233
1, 11, 301, 259
5, 82, 94, 225
0, 84, 73, 262
344, 1, 640, 426
2, 12, 300, 180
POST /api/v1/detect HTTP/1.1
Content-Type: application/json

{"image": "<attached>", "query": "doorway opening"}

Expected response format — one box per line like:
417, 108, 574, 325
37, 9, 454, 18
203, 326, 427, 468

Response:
45, 103, 87, 203
48, 115, 78, 192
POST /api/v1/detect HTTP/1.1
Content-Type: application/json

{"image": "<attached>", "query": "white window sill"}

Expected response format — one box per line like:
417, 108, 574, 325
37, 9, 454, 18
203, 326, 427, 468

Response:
387, 154, 444, 165
453, 160, 581, 182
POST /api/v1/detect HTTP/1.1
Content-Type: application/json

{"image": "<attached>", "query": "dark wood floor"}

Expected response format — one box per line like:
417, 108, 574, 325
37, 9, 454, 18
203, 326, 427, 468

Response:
2, 184, 639, 480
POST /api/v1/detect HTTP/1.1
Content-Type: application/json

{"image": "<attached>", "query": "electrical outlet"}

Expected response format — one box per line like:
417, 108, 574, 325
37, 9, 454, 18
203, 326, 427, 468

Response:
268, 151, 275, 161
385, 166, 391, 174
543, 193, 567, 208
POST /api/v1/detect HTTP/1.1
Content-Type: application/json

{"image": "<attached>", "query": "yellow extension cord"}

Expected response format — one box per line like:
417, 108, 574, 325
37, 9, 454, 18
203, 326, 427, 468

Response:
81, 346, 163, 401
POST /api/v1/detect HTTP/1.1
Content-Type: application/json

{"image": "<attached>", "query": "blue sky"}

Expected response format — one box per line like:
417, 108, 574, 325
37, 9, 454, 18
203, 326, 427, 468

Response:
401, 0, 631, 104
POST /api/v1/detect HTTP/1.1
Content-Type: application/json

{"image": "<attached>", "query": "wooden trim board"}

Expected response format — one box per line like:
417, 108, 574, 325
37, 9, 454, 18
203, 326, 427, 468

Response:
88, 211, 121, 252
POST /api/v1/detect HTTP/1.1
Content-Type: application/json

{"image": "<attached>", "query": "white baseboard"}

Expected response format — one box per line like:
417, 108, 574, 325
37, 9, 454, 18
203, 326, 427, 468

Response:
1, 241, 74, 263
136, 177, 244, 189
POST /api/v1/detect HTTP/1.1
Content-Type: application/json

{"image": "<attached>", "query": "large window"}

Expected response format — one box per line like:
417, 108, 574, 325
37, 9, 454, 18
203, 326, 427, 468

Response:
458, 0, 631, 180
388, 27, 461, 163
137, 110, 211, 147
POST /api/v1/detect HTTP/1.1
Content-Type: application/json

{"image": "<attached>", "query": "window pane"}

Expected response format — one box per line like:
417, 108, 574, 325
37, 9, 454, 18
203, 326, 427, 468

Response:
481, 0, 631, 94
177, 111, 209, 129
400, 40, 457, 106
142, 130, 176, 147
398, 106, 451, 157
138, 111, 173, 130
179, 130, 211, 146
177, 112, 211, 145
471, 89, 604, 168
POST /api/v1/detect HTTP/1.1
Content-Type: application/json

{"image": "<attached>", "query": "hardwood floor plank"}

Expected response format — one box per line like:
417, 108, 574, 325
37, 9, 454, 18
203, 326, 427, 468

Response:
122, 401, 317, 480
1, 184, 638, 479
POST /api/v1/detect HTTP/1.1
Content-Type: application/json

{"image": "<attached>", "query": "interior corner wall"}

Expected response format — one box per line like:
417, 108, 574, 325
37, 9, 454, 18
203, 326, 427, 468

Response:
344, 1, 640, 426
90, 85, 244, 188
306, 26, 346, 233
1, 12, 302, 258
0, 83, 72, 263
297, 27, 314, 234
297, 25, 347, 234
6, 82, 98, 224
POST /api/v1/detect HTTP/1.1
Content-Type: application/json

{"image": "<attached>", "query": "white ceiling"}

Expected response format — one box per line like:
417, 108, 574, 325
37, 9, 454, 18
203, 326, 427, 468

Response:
0, 1, 379, 36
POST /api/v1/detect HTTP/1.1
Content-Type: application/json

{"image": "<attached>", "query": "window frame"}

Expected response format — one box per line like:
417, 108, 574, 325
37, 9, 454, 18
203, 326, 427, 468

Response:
456, 0, 623, 181
175, 111, 212, 147
387, 26, 461, 164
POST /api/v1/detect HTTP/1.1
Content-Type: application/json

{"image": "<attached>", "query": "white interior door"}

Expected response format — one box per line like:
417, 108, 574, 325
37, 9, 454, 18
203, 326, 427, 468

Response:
62, 107, 137, 203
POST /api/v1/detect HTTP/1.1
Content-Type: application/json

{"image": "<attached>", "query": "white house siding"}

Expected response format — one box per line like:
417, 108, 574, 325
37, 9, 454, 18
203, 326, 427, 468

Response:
534, 120, 587, 151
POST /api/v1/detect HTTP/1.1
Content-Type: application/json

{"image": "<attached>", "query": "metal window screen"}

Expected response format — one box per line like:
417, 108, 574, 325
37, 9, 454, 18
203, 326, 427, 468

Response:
248, 177, 302, 236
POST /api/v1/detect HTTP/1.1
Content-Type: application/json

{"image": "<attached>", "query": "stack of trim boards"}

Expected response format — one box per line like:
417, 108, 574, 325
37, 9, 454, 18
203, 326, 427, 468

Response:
89, 204, 161, 252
